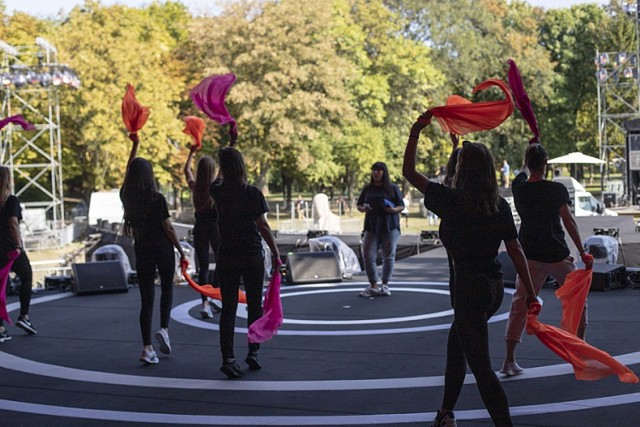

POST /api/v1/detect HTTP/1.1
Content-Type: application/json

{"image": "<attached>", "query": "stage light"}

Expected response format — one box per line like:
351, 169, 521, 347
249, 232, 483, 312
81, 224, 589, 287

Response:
0, 72, 10, 86
597, 68, 608, 83
599, 52, 609, 66
624, 67, 634, 79
51, 68, 63, 86
11, 67, 27, 88
39, 71, 52, 87
618, 52, 628, 65
26, 70, 41, 85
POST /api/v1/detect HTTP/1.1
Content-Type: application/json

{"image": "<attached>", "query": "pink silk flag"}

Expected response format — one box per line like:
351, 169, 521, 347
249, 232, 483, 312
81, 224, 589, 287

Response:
121, 83, 150, 134
183, 116, 206, 150
190, 73, 238, 136
0, 115, 36, 131
248, 260, 283, 344
0, 249, 21, 325
429, 79, 514, 135
507, 59, 540, 144
526, 301, 638, 383
180, 259, 246, 303
555, 268, 592, 335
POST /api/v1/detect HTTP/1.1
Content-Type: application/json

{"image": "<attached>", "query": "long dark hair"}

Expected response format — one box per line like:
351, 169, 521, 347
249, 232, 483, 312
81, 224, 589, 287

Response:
121, 157, 157, 235
444, 147, 461, 188
453, 141, 499, 215
0, 167, 11, 208
217, 147, 247, 188
366, 161, 393, 195
193, 156, 216, 212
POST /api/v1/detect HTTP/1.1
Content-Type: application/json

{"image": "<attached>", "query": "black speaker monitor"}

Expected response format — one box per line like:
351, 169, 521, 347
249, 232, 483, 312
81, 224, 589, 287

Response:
285, 251, 342, 285
71, 261, 129, 295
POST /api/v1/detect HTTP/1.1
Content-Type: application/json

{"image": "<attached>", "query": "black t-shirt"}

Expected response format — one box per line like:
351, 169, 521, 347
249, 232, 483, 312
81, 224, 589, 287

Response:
512, 172, 571, 263
424, 182, 518, 276
0, 195, 22, 251
356, 184, 404, 233
209, 180, 269, 258
120, 189, 170, 247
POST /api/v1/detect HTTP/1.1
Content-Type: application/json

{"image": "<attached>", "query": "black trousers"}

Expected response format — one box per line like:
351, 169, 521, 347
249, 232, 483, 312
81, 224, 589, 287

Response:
0, 250, 32, 324
441, 272, 513, 427
134, 239, 175, 346
192, 220, 220, 302
217, 255, 264, 360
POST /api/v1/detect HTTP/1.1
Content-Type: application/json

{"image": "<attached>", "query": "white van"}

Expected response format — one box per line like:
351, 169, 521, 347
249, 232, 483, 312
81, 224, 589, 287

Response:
552, 177, 618, 217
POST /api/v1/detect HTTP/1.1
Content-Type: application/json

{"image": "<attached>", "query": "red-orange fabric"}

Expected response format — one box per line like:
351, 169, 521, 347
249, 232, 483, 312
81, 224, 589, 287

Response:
555, 269, 592, 335
526, 302, 638, 383
121, 83, 150, 134
430, 79, 514, 135
181, 259, 246, 303
183, 116, 206, 150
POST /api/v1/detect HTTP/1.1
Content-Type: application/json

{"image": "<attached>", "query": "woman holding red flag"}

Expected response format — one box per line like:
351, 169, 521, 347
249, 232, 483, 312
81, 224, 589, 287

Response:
403, 111, 536, 427
184, 145, 220, 319
121, 133, 186, 364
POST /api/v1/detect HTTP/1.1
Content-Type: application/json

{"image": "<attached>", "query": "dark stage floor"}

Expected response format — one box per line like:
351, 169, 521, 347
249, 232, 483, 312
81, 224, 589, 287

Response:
1, 246, 639, 426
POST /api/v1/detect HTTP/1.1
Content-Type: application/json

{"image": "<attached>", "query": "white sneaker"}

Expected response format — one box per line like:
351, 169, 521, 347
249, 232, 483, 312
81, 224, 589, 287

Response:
139, 349, 159, 364
359, 286, 379, 297
200, 303, 213, 319
155, 329, 171, 354
379, 284, 391, 296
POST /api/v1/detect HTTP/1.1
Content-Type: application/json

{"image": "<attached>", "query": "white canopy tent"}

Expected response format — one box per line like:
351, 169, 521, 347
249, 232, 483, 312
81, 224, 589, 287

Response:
547, 152, 605, 165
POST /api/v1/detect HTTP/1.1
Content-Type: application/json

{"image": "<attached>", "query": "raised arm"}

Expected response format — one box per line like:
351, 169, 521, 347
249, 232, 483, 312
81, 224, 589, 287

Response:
402, 111, 433, 195
126, 133, 140, 173
184, 146, 197, 190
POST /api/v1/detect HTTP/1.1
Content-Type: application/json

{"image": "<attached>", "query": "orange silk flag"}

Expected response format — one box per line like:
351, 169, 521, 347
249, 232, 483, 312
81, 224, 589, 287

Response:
183, 116, 206, 150
555, 268, 592, 335
121, 83, 150, 134
180, 259, 246, 303
430, 79, 514, 135
526, 302, 638, 383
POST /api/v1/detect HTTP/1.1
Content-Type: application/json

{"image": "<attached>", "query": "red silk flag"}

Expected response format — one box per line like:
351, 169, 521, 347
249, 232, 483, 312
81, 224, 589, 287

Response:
0, 249, 21, 324
526, 302, 638, 383
183, 116, 206, 150
248, 260, 283, 343
180, 259, 246, 303
190, 73, 237, 136
121, 83, 150, 134
430, 79, 514, 135
507, 59, 540, 144
555, 268, 592, 335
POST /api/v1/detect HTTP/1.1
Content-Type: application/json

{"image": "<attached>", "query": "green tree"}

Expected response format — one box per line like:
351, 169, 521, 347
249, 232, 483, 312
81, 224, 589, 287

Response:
53, 0, 190, 202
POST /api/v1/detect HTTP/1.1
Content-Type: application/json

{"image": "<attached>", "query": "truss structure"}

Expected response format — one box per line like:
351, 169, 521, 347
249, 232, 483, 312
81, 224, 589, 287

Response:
0, 38, 79, 248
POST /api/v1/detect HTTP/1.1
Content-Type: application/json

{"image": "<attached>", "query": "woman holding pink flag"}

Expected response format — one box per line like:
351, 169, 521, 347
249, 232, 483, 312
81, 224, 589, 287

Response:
0, 166, 37, 341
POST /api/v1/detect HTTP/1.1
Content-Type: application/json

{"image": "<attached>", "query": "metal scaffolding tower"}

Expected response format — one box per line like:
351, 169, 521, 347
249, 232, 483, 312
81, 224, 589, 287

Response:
596, 2, 640, 204
0, 38, 80, 249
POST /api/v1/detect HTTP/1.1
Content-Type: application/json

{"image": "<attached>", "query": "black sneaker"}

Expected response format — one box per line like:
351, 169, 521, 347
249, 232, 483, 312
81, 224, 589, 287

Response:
220, 359, 243, 378
16, 316, 37, 335
0, 330, 11, 343
245, 351, 261, 370
431, 410, 457, 427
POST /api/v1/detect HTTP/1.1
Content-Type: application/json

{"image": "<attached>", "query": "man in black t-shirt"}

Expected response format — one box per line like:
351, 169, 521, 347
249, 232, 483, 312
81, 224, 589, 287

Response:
501, 144, 593, 376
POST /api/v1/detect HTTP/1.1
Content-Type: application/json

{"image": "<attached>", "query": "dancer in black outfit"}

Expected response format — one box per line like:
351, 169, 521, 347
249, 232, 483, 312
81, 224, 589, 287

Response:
209, 142, 280, 378
121, 133, 186, 364
403, 112, 536, 427
0, 167, 37, 341
185, 146, 220, 318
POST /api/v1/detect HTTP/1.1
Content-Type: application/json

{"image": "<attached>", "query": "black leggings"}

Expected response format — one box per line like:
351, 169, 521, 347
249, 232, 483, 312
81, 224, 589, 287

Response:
193, 220, 220, 302
134, 240, 175, 346
442, 275, 512, 426
217, 255, 264, 360
0, 250, 32, 325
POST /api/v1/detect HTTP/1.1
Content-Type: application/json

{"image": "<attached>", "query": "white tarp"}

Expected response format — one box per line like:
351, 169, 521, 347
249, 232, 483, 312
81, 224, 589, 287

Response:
308, 236, 361, 278
547, 152, 605, 165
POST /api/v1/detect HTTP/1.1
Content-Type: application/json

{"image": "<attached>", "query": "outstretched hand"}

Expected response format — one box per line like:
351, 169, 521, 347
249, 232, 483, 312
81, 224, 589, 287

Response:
229, 131, 238, 147
129, 132, 139, 144
449, 133, 459, 150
